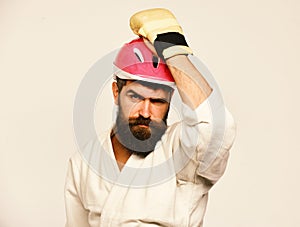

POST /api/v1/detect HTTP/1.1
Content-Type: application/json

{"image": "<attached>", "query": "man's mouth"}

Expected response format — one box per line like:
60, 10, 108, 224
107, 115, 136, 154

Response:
131, 124, 150, 129
137, 124, 149, 128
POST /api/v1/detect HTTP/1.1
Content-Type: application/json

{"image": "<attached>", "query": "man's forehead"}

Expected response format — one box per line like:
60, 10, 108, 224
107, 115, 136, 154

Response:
123, 81, 170, 98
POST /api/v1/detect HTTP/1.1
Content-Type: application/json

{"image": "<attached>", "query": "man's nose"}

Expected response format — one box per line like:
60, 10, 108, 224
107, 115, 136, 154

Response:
139, 99, 151, 118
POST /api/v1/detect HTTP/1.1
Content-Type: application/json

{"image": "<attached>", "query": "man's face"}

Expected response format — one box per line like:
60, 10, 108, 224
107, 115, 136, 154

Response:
112, 81, 172, 156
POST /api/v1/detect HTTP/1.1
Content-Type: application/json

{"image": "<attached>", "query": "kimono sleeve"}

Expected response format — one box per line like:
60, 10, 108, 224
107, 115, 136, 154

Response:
174, 90, 236, 186
64, 156, 90, 227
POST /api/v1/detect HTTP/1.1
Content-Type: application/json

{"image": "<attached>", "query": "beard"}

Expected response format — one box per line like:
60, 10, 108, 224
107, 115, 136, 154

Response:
113, 105, 169, 158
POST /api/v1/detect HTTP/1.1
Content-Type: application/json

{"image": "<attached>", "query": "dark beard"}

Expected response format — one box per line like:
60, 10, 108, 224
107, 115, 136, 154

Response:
113, 107, 169, 158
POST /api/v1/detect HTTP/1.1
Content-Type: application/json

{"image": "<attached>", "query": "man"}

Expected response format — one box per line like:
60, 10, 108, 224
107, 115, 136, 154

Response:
65, 8, 236, 226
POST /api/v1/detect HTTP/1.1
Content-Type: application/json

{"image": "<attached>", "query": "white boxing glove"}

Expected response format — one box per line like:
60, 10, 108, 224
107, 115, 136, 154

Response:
130, 8, 193, 60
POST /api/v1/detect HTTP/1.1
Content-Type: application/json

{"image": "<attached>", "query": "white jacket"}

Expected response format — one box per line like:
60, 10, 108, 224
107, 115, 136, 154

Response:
65, 97, 236, 227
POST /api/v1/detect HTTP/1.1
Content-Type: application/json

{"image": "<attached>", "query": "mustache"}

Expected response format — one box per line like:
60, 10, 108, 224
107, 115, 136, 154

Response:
128, 116, 151, 126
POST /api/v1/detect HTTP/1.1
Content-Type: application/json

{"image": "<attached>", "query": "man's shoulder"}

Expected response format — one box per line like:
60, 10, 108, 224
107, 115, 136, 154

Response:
165, 121, 182, 135
69, 130, 112, 167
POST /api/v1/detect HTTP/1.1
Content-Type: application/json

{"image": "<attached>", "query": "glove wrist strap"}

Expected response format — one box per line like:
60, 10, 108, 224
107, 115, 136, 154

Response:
154, 32, 190, 59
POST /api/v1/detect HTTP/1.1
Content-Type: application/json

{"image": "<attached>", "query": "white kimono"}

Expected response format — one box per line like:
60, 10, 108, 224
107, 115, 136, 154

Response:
65, 97, 236, 227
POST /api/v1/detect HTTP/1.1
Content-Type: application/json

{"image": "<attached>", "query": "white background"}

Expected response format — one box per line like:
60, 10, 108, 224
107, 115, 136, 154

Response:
0, 0, 299, 226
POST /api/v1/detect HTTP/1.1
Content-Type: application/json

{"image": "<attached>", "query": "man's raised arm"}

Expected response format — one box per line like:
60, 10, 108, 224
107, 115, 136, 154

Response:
130, 8, 212, 109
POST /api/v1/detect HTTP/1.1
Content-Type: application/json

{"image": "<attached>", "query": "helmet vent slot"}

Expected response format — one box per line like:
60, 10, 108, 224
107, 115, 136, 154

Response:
152, 55, 159, 68
133, 48, 144, 62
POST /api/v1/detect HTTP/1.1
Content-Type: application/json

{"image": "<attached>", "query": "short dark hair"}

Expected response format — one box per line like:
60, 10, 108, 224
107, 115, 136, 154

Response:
115, 76, 174, 94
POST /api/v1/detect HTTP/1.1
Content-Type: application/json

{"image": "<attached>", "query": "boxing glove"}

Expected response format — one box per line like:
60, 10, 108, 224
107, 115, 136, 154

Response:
130, 8, 193, 60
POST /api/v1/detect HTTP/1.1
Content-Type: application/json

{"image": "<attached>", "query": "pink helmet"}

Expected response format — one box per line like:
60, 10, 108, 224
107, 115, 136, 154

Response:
113, 38, 175, 87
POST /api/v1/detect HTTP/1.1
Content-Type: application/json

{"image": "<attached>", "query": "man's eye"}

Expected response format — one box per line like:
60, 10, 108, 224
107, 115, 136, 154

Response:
129, 94, 142, 101
150, 98, 168, 104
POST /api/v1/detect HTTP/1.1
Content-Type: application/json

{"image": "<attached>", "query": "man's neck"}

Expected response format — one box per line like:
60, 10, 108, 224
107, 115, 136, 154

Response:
111, 134, 131, 170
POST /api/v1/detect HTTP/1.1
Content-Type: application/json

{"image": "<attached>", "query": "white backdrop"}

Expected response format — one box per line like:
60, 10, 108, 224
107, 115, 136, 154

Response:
1, 0, 299, 226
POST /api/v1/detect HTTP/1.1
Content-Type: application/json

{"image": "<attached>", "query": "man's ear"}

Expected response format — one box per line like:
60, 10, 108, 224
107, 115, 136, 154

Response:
112, 82, 119, 105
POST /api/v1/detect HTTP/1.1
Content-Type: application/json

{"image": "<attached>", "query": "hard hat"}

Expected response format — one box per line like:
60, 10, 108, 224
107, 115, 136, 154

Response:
113, 38, 175, 87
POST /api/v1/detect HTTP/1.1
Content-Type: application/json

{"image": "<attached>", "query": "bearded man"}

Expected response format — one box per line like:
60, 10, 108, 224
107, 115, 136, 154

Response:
65, 8, 236, 227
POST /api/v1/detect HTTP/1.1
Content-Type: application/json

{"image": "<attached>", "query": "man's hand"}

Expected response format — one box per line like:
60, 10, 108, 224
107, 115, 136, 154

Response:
130, 8, 193, 60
